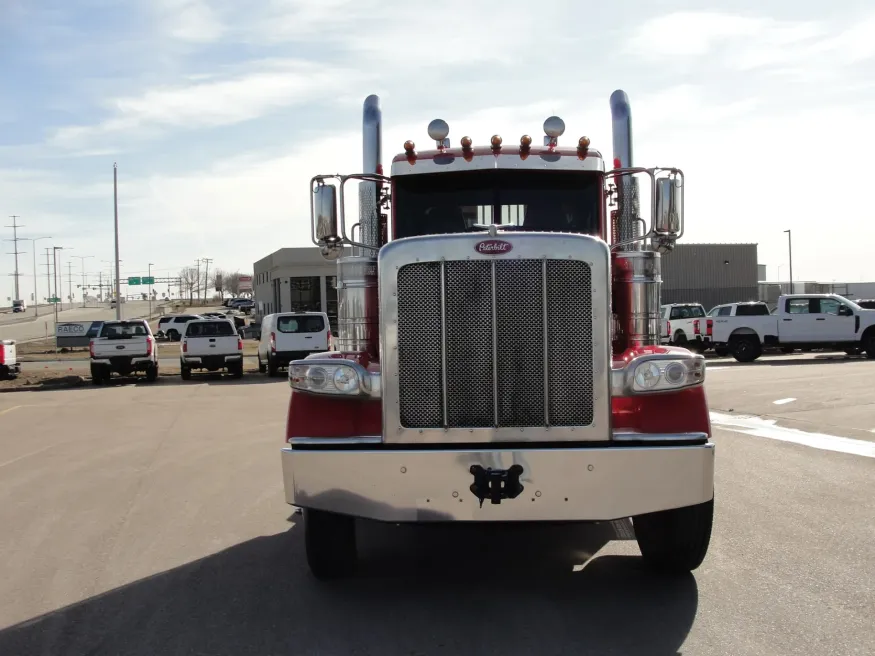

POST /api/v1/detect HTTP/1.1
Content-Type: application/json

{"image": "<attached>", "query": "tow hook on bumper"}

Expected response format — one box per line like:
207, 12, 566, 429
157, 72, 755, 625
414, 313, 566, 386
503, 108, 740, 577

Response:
469, 464, 524, 507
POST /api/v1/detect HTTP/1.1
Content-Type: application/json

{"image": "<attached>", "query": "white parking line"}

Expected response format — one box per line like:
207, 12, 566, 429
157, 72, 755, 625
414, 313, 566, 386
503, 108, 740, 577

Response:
773, 398, 796, 405
710, 412, 875, 458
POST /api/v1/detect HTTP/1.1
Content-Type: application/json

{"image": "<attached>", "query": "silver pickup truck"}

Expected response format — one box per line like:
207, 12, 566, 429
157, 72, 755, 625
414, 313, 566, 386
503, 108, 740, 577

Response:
89, 320, 159, 384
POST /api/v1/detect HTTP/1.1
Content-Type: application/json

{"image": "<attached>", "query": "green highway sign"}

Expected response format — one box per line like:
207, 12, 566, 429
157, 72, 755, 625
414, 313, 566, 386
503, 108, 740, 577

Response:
128, 277, 141, 286
49, 297, 61, 303
142, 276, 155, 285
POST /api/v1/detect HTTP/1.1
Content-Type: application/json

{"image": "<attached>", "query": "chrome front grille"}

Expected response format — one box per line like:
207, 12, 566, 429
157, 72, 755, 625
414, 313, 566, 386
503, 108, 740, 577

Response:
396, 259, 594, 430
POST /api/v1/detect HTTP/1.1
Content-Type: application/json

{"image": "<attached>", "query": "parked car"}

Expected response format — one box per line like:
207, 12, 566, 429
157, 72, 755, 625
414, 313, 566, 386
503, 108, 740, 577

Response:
156, 314, 203, 341
0, 340, 20, 380
711, 294, 875, 362
258, 312, 331, 376
660, 303, 709, 352
11, 300, 25, 313
89, 320, 158, 384
707, 302, 773, 356
180, 319, 244, 380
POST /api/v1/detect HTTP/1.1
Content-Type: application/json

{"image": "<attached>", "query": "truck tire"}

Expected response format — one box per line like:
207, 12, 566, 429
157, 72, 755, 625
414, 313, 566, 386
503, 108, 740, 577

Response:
634, 497, 714, 573
145, 364, 159, 383
180, 362, 191, 380
90, 365, 106, 385
257, 354, 267, 374
229, 361, 244, 379
167, 329, 179, 342
673, 332, 687, 348
304, 509, 357, 580
731, 337, 761, 363
865, 331, 875, 359
267, 355, 278, 377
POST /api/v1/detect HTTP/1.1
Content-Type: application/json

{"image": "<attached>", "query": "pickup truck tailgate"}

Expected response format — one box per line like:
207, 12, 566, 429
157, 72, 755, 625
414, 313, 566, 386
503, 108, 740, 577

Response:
184, 335, 239, 356
92, 337, 149, 358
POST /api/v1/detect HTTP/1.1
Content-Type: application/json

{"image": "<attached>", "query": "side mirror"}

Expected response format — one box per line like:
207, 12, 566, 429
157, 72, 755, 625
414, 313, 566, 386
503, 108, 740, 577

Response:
314, 183, 342, 260
655, 175, 683, 237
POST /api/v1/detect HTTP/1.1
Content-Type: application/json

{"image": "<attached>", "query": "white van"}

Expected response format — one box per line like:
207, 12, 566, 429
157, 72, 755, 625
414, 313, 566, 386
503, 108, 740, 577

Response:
258, 311, 332, 376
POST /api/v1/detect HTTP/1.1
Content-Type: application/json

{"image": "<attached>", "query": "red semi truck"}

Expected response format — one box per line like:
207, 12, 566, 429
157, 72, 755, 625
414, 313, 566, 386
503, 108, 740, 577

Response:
282, 91, 714, 579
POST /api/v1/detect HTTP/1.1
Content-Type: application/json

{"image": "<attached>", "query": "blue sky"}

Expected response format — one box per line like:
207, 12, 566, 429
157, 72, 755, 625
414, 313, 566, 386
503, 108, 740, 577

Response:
2, 0, 875, 302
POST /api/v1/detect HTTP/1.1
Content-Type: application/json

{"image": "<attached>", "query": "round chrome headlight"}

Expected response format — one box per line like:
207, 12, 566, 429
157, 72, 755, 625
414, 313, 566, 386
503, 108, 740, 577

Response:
333, 366, 359, 393
308, 367, 327, 389
634, 361, 661, 389
664, 362, 686, 385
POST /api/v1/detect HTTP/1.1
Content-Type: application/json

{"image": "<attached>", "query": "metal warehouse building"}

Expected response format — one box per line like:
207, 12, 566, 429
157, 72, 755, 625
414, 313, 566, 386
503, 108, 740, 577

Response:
660, 243, 759, 311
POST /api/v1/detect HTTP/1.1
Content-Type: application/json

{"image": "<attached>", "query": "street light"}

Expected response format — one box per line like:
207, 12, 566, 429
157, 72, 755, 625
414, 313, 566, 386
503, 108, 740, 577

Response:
148, 262, 155, 318
784, 229, 793, 294
29, 237, 51, 317
51, 246, 69, 325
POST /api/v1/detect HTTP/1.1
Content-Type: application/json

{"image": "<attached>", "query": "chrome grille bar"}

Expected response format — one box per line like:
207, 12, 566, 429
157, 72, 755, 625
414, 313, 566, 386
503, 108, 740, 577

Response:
439, 258, 449, 429
542, 258, 550, 428
491, 259, 499, 428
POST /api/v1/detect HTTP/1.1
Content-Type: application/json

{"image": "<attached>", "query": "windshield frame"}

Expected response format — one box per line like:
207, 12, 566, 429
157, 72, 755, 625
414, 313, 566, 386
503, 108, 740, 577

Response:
391, 169, 605, 240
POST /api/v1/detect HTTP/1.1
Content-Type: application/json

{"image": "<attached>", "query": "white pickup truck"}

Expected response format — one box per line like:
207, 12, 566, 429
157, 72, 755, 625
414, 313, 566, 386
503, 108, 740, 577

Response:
89, 319, 159, 384
0, 340, 20, 380
711, 294, 875, 362
180, 318, 244, 380
660, 303, 709, 352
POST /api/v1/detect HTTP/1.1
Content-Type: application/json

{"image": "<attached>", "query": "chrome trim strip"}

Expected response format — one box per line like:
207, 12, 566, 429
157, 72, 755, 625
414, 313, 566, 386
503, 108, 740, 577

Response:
541, 258, 550, 428
439, 258, 449, 429
612, 431, 708, 442
289, 436, 382, 446
490, 259, 499, 428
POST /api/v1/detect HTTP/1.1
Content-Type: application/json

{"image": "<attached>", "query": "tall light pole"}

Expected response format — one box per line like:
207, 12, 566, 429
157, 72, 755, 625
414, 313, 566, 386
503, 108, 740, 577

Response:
148, 262, 155, 318
113, 163, 121, 320
784, 229, 793, 294
52, 246, 66, 325
5, 215, 24, 301
73, 255, 94, 307
30, 237, 51, 316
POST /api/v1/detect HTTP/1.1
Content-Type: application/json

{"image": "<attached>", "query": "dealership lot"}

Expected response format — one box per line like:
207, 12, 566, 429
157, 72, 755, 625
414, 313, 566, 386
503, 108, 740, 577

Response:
0, 360, 872, 655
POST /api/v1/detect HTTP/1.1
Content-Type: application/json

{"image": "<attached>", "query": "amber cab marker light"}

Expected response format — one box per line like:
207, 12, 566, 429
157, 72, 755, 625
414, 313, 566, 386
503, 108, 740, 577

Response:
490, 134, 502, 151
460, 135, 473, 149
578, 136, 591, 149
403, 140, 416, 153
520, 134, 533, 147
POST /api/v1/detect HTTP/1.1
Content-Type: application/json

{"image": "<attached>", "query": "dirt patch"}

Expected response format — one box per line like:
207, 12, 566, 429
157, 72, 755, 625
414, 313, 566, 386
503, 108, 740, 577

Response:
16, 337, 260, 361
0, 372, 90, 392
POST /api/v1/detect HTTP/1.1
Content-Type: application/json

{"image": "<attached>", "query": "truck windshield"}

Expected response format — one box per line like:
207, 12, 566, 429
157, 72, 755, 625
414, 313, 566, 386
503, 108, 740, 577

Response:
100, 322, 147, 338
393, 169, 601, 239
186, 321, 234, 337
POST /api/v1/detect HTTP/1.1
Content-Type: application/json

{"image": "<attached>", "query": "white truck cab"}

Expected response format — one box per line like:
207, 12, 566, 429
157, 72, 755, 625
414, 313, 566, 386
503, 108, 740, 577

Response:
0, 340, 19, 380
711, 294, 875, 361
258, 312, 332, 377
11, 300, 25, 313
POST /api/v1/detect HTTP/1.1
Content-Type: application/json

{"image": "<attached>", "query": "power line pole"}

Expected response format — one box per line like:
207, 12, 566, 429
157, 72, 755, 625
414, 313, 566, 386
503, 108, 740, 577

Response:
5, 215, 24, 300
72, 255, 93, 308
202, 257, 213, 304
30, 237, 51, 316
43, 248, 52, 309
67, 262, 74, 306
113, 163, 121, 320
196, 258, 201, 303
52, 246, 62, 326
148, 262, 155, 318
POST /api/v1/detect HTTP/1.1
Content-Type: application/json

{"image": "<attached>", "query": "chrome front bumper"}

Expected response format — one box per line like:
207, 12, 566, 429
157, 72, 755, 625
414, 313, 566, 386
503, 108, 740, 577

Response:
281, 442, 715, 522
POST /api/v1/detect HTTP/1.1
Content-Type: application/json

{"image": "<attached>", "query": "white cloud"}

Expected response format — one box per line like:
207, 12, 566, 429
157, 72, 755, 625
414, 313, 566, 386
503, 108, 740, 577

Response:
626, 12, 770, 57
48, 59, 368, 149
154, 0, 226, 43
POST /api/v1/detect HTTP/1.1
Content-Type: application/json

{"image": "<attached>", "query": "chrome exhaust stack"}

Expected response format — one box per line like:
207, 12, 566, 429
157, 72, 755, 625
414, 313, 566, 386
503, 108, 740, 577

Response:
610, 90, 662, 350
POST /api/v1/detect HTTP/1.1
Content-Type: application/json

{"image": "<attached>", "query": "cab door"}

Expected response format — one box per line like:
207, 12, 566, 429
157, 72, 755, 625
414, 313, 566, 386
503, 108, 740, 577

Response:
780, 298, 819, 342
818, 298, 857, 341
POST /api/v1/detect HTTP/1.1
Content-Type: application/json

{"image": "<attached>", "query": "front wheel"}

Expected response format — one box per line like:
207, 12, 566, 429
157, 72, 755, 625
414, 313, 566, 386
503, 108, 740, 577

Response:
731, 337, 761, 363
304, 509, 357, 580
634, 497, 714, 573
864, 331, 875, 360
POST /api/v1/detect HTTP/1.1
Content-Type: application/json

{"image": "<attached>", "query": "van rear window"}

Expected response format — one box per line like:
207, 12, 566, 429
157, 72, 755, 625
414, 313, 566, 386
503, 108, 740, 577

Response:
277, 316, 325, 333
186, 321, 235, 337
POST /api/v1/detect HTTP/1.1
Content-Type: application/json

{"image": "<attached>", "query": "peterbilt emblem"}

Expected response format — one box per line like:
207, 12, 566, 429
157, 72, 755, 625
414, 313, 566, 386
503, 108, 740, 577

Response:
475, 239, 513, 255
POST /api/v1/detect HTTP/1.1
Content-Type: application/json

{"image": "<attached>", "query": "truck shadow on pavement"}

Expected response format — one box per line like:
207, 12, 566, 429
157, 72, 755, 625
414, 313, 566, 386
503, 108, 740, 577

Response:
0, 518, 698, 656
708, 354, 869, 368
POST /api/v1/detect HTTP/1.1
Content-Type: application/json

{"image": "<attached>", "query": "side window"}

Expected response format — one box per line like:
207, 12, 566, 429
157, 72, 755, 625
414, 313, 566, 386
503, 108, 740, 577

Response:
718, 307, 732, 316
786, 298, 810, 314
707, 307, 719, 317
818, 299, 840, 315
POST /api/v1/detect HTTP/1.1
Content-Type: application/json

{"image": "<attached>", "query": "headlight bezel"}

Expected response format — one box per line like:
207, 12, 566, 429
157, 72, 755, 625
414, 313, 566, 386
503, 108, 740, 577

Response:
289, 359, 381, 399
612, 351, 705, 396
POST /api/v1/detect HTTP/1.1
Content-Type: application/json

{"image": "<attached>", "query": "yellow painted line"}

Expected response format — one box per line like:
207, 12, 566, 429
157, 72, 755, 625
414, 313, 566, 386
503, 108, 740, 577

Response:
0, 405, 22, 417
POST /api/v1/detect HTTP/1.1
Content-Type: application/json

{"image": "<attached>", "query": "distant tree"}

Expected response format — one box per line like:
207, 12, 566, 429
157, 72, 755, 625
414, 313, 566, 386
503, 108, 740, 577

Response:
223, 270, 242, 297
179, 266, 199, 304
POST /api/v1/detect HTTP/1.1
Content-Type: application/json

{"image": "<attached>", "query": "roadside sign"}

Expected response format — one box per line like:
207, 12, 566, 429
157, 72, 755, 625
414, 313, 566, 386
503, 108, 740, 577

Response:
142, 276, 155, 285
56, 321, 104, 348
49, 297, 61, 303
128, 277, 141, 285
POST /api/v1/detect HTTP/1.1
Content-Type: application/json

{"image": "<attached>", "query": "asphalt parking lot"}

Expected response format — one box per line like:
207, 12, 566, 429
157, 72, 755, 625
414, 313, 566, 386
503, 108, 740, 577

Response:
0, 357, 873, 655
